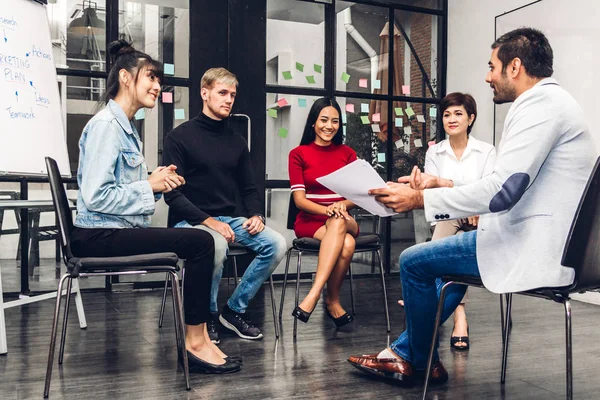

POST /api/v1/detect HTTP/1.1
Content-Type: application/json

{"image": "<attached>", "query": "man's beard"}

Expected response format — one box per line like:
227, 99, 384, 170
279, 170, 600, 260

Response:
492, 75, 517, 104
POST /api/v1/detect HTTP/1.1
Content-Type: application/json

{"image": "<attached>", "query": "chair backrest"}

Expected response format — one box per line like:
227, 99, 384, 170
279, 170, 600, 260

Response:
287, 193, 300, 231
561, 157, 600, 292
45, 157, 75, 262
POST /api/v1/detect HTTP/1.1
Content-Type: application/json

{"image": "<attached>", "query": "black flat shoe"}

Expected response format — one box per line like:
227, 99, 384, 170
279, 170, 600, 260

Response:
227, 356, 243, 363
292, 306, 313, 323
325, 307, 354, 328
182, 351, 242, 374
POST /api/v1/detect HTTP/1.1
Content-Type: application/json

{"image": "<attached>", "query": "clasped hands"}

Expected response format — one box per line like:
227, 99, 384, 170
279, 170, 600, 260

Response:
368, 166, 454, 213
325, 201, 351, 220
148, 164, 186, 193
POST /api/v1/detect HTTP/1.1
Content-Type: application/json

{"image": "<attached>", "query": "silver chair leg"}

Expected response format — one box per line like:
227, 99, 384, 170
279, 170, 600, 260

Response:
158, 272, 169, 328
564, 298, 573, 400
169, 271, 190, 390
376, 250, 391, 332
422, 281, 454, 400
233, 257, 239, 288
279, 248, 293, 326
58, 276, 74, 364
269, 275, 279, 338
293, 251, 302, 340
44, 274, 70, 398
501, 293, 513, 383
348, 264, 355, 314
500, 294, 506, 345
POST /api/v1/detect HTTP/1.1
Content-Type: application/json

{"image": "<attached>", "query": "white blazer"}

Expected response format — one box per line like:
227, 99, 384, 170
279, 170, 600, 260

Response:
423, 78, 597, 293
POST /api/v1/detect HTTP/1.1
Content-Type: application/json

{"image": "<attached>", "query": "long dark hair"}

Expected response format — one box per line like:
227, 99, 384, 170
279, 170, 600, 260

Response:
102, 40, 164, 104
299, 97, 343, 145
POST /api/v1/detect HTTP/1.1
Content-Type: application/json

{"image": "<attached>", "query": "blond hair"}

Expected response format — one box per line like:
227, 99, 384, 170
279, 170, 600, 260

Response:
201, 67, 238, 89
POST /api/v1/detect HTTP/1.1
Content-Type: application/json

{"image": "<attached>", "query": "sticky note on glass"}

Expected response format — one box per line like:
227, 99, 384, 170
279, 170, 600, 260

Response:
342, 113, 347, 124
340, 72, 351, 84
359, 78, 368, 88
377, 153, 386, 162
278, 127, 288, 138
414, 139, 423, 148
372, 113, 381, 122
405, 107, 415, 118
134, 108, 145, 120
343, 126, 347, 135
404, 141, 410, 153
395, 107, 403, 116
314, 64, 322, 73
371, 124, 381, 133
417, 115, 426, 123
298, 98, 307, 108
402, 85, 410, 95
361, 103, 369, 113
268, 108, 278, 118
430, 107, 437, 118
404, 126, 412, 135
428, 140, 436, 148
360, 115, 370, 125
395, 117, 403, 127
277, 98, 289, 107
174, 109, 185, 120
295, 62, 304, 72
395, 139, 403, 149
162, 92, 173, 103
164, 63, 175, 75
373, 79, 381, 90
306, 75, 316, 84
345, 103, 355, 113
282, 71, 293, 80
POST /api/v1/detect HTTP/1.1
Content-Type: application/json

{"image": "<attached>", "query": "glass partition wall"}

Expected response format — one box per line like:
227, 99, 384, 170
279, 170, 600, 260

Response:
265, 0, 447, 274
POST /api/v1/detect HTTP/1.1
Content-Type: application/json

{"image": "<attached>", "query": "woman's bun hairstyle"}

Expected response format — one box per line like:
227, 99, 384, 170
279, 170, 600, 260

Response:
108, 39, 136, 61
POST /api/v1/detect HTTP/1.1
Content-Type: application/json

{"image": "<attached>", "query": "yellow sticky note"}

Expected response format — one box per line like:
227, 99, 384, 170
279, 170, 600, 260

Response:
278, 127, 288, 138
405, 107, 415, 118
360, 115, 370, 124
268, 109, 278, 118
340, 72, 351, 84
395, 107, 403, 116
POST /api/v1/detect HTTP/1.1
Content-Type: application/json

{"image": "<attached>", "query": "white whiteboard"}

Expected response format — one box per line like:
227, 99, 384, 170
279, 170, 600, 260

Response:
494, 0, 599, 149
0, 0, 70, 176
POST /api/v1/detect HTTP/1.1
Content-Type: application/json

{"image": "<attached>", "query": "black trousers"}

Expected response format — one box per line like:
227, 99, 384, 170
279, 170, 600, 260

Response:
71, 226, 215, 325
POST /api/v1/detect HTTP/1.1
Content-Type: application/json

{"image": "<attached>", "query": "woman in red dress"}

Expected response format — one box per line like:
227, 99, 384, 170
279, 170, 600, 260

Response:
288, 97, 359, 328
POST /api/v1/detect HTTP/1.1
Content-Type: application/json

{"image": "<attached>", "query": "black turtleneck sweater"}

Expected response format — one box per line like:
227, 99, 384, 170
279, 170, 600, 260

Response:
162, 112, 262, 227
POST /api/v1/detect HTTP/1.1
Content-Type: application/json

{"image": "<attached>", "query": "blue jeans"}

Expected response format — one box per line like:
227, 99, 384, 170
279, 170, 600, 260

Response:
176, 217, 287, 314
390, 230, 480, 370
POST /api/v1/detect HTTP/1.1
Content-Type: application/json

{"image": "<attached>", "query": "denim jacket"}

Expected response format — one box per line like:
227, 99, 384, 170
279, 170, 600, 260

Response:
74, 100, 159, 229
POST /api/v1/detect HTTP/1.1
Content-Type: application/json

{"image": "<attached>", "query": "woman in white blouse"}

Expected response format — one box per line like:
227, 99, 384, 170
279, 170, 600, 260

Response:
401, 92, 496, 351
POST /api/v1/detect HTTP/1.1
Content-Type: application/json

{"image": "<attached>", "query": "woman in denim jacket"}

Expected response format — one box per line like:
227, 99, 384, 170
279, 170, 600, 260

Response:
70, 40, 241, 374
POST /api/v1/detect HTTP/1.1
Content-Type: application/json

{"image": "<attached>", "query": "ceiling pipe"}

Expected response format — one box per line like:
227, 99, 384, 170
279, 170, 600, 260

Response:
342, 7, 379, 90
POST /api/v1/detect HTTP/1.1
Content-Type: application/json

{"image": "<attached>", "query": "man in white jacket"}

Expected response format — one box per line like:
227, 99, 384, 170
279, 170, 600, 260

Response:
348, 27, 596, 385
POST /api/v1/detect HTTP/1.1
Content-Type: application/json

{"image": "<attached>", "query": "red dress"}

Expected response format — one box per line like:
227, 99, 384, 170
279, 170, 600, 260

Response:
289, 142, 357, 238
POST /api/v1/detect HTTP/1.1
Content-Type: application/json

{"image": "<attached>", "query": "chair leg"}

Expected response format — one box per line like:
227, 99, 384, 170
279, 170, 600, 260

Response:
501, 293, 513, 384
158, 273, 169, 328
279, 248, 293, 326
422, 281, 455, 400
269, 275, 279, 339
293, 251, 302, 340
72, 278, 87, 329
169, 271, 190, 391
44, 274, 70, 398
348, 264, 355, 315
376, 250, 391, 332
564, 298, 573, 400
233, 257, 239, 288
58, 277, 74, 364
500, 294, 506, 345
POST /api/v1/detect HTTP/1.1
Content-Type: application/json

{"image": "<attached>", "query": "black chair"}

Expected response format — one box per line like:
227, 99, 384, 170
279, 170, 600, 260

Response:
279, 195, 391, 338
158, 242, 280, 338
43, 157, 190, 398
422, 157, 600, 400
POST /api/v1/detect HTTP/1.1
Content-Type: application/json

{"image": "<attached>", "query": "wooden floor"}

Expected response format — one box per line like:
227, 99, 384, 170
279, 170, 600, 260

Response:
2, 277, 600, 399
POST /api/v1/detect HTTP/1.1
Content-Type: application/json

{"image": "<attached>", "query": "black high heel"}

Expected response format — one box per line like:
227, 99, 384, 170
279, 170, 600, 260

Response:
325, 307, 354, 328
292, 306, 313, 323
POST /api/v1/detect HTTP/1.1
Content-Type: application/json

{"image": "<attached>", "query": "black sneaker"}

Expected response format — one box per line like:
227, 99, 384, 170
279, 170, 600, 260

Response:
219, 305, 264, 340
207, 315, 220, 344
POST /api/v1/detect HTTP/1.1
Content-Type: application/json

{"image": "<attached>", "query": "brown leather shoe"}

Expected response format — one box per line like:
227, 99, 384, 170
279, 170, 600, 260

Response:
348, 353, 414, 385
415, 360, 449, 385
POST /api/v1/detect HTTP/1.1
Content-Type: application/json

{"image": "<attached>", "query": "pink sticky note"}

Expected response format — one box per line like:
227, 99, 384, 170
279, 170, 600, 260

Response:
428, 140, 436, 148
277, 98, 288, 107
345, 103, 355, 113
402, 85, 410, 95
372, 113, 381, 122
359, 78, 368, 88
162, 92, 173, 103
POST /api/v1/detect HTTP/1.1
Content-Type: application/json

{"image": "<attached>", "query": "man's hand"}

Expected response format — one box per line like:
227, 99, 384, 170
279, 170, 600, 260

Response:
148, 165, 186, 193
467, 215, 480, 227
204, 218, 235, 242
397, 166, 453, 190
242, 216, 265, 235
369, 182, 424, 213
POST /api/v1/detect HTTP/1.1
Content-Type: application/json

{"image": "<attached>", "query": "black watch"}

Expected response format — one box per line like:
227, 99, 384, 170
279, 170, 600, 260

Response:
254, 214, 266, 224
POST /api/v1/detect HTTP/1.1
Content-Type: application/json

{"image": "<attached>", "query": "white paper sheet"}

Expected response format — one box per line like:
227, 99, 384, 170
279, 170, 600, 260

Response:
316, 159, 398, 217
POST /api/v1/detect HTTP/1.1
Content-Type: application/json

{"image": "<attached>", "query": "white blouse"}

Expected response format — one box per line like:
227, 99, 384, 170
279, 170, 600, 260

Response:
425, 135, 496, 187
